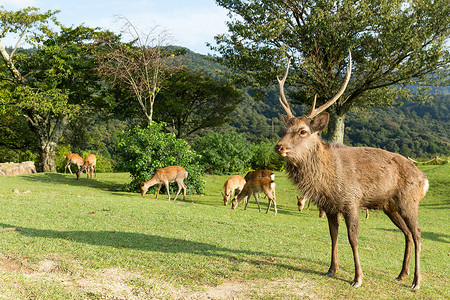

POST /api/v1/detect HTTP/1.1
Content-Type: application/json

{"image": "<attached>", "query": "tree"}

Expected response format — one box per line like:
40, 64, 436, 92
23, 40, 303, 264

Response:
212, 0, 450, 143
0, 6, 107, 171
94, 17, 178, 124
154, 67, 244, 138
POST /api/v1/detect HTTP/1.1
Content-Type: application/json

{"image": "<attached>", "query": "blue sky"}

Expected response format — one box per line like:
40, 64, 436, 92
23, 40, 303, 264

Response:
1, 0, 230, 54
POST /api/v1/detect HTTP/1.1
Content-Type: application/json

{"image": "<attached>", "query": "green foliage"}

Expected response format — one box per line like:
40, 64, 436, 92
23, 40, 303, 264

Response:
213, 0, 450, 142
192, 132, 253, 174
117, 122, 204, 193
249, 139, 285, 171
155, 67, 244, 138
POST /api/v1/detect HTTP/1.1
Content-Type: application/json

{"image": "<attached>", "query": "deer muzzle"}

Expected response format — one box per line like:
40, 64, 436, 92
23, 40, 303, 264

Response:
274, 144, 287, 157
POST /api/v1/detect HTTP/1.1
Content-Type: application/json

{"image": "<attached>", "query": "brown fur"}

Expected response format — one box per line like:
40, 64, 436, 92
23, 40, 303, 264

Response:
275, 114, 428, 289
231, 177, 277, 215
140, 166, 188, 201
64, 153, 83, 175
222, 175, 246, 206
76, 154, 96, 180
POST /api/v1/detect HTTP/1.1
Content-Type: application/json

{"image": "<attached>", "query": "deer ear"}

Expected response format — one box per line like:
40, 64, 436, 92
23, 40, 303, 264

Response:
279, 113, 290, 124
310, 113, 330, 133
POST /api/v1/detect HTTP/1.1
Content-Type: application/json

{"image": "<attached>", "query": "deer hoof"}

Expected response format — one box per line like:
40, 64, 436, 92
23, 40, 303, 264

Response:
411, 284, 420, 290
351, 281, 362, 288
325, 272, 334, 277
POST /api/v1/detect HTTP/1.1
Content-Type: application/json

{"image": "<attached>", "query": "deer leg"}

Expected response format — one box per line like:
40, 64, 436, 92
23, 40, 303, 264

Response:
384, 209, 413, 281
254, 194, 262, 212
401, 211, 421, 289
155, 184, 162, 199
173, 181, 182, 201
164, 182, 171, 201
344, 211, 363, 287
326, 213, 340, 277
182, 181, 187, 201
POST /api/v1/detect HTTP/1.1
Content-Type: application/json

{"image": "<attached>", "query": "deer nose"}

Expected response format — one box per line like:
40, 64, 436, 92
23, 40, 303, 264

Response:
274, 144, 284, 154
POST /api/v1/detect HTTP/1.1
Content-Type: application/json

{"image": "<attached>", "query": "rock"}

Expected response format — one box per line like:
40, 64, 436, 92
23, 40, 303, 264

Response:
0, 161, 37, 176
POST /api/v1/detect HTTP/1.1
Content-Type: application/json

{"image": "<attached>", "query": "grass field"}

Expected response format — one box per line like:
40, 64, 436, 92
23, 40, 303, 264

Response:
0, 164, 448, 299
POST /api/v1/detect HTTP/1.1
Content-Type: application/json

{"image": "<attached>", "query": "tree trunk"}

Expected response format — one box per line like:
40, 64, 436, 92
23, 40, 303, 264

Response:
327, 108, 347, 144
26, 111, 69, 172
39, 142, 57, 172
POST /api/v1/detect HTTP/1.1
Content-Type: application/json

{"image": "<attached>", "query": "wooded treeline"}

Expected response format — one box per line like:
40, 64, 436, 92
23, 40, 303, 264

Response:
0, 4, 448, 174
0, 47, 449, 171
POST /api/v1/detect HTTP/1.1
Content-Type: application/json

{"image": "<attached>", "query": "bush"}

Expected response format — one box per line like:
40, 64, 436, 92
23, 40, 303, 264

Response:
192, 132, 253, 174
118, 122, 204, 194
249, 140, 285, 171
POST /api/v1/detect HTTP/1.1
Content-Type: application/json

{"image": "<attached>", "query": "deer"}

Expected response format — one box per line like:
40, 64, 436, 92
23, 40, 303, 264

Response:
297, 196, 326, 218
140, 166, 188, 201
64, 153, 83, 175
274, 51, 428, 289
222, 175, 246, 206
231, 177, 277, 215
76, 154, 96, 180
244, 169, 275, 181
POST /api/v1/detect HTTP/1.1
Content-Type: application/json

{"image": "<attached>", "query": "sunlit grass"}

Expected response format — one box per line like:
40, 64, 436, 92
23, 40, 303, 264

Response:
0, 164, 448, 299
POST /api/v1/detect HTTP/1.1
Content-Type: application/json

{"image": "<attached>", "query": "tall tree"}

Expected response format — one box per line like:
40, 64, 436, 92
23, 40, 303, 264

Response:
0, 6, 106, 171
154, 67, 244, 138
94, 17, 178, 124
212, 0, 450, 143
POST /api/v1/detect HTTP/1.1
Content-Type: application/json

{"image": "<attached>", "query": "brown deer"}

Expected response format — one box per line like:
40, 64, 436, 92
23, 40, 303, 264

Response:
64, 153, 83, 174
222, 175, 246, 206
274, 52, 428, 289
140, 166, 188, 201
231, 177, 277, 215
244, 169, 275, 181
76, 154, 96, 180
297, 196, 326, 218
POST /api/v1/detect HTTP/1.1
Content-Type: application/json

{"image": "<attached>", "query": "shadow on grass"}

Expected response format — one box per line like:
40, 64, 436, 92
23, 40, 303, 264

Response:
21, 172, 129, 192
0, 222, 326, 278
373, 228, 449, 244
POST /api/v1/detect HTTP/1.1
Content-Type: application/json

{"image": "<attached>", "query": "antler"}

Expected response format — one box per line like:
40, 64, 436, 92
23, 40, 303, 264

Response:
307, 51, 352, 119
277, 58, 294, 118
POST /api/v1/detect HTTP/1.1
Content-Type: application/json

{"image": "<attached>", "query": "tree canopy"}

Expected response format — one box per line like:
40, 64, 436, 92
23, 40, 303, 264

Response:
212, 0, 450, 142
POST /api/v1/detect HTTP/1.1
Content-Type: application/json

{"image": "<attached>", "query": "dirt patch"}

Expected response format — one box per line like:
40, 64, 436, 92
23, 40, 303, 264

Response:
0, 257, 318, 299
0, 255, 33, 273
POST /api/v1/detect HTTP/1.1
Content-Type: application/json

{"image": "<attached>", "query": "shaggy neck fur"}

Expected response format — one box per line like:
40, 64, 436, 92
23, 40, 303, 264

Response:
285, 141, 342, 214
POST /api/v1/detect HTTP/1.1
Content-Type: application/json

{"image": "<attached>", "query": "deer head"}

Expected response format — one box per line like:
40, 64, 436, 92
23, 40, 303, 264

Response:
275, 52, 352, 161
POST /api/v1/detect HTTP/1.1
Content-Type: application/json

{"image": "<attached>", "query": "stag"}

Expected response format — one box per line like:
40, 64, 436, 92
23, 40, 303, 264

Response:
274, 52, 428, 289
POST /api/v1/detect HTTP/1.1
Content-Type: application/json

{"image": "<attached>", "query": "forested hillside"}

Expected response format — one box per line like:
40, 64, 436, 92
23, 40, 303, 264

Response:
0, 48, 448, 168
180, 49, 449, 157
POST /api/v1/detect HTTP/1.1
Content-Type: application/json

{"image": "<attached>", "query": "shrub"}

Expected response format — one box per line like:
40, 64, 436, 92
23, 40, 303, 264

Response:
118, 122, 204, 194
192, 132, 253, 174
249, 140, 285, 171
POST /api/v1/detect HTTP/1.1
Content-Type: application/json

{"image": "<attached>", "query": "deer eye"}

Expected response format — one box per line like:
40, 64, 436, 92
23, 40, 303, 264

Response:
300, 130, 307, 136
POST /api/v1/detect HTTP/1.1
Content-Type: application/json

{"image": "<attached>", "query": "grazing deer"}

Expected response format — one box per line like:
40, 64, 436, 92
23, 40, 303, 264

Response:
274, 52, 428, 289
244, 169, 275, 181
76, 154, 97, 180
222, 175, 246, 206
140, 166, 188, 201
64, 153, 83, 175
297, 196, 326, 218
231, 177, 277, 215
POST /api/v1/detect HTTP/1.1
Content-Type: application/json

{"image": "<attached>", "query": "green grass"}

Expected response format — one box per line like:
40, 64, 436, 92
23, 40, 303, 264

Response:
0, 165, 448, 299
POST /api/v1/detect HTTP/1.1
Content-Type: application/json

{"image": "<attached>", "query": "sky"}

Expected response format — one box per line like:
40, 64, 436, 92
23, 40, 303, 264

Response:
1, 0, 231, 55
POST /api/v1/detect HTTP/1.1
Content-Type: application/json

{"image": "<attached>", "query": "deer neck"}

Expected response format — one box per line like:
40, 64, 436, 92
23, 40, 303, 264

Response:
286, 141, 338, 208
